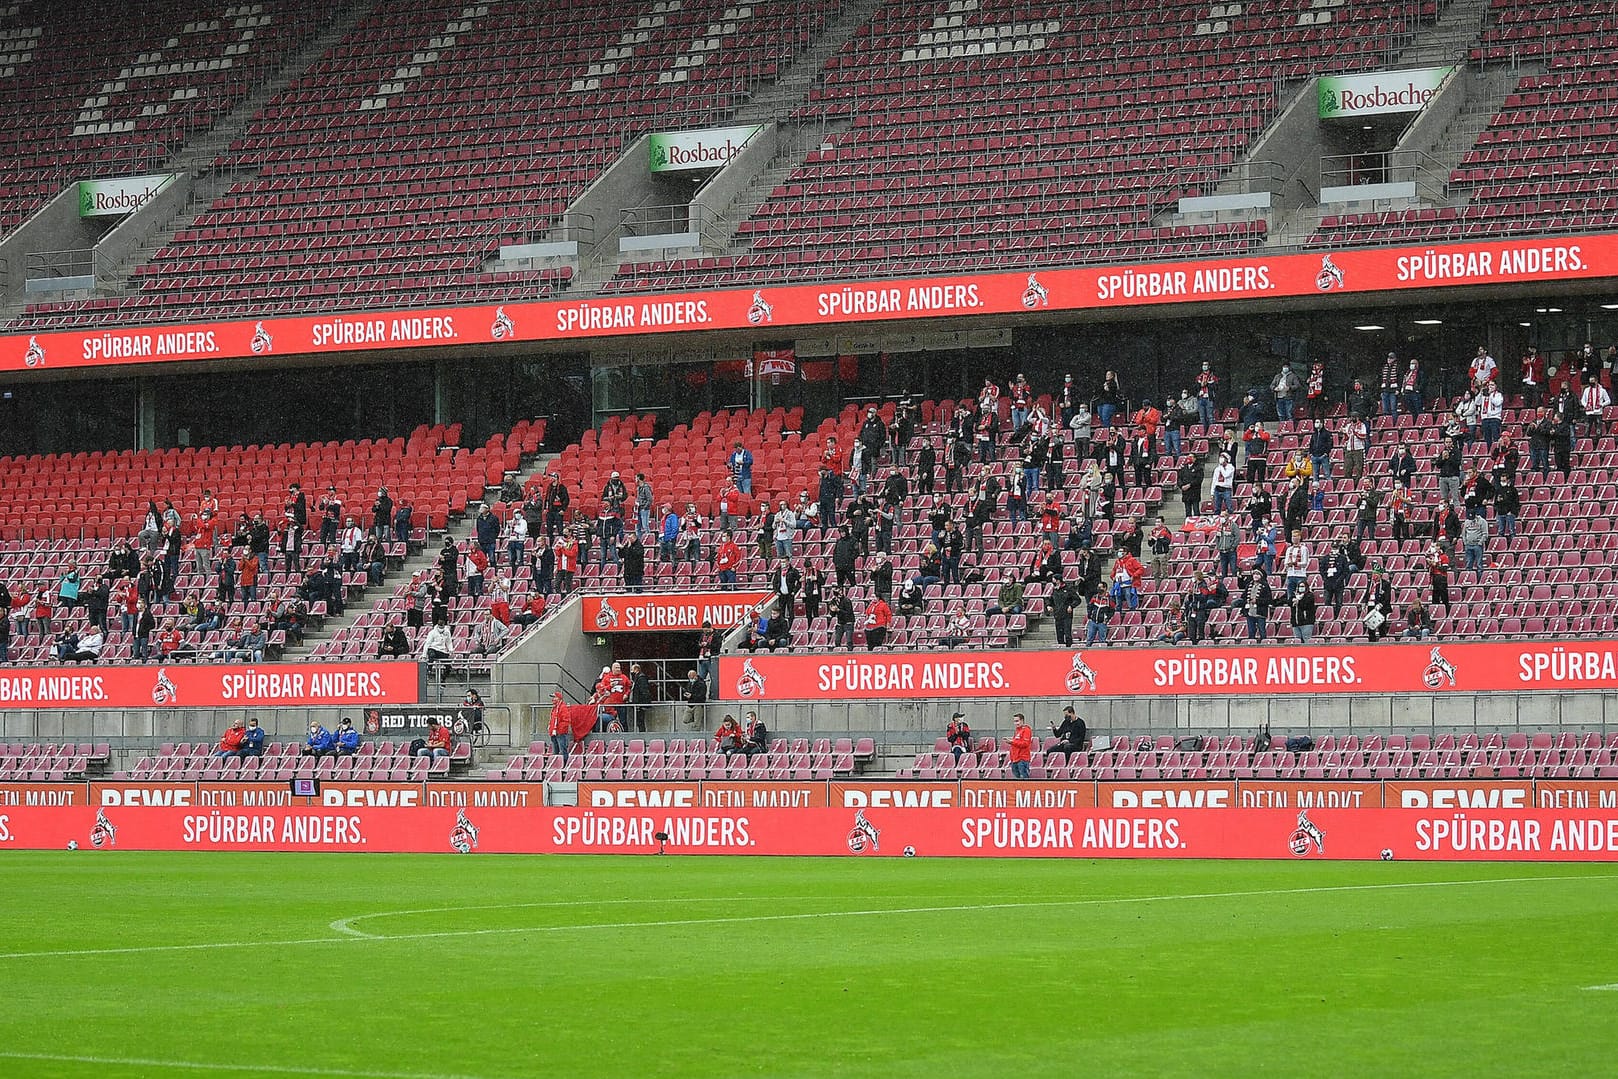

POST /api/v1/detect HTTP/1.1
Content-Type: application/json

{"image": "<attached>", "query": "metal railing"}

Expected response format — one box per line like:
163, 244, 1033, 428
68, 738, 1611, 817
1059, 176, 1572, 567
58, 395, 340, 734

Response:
1321, 149, 1450, 202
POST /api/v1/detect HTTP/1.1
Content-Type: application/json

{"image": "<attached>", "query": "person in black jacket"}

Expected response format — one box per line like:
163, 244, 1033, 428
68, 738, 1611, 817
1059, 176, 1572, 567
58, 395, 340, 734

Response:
1051, 706, 1088, 755
801, 563, 824, 622
831, 590, 856, 650
680, 668, 708, 730
627, 663, 652, 732
1363, 570, 1394, 641
619, 532, 646, 592
868, 551, 894, 602
1237, 567, 1272, 641
1290, 586, 1317, 643
1494, 476, 1520, 541
831, 530, 856, 588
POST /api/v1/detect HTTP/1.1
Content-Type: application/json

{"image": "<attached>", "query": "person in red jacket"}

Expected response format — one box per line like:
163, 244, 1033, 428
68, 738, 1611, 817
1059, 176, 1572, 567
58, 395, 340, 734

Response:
714, 532, 742, 587
864, 596, 893, 649
1007, 713, 1034, 779
212, 719, 247, 759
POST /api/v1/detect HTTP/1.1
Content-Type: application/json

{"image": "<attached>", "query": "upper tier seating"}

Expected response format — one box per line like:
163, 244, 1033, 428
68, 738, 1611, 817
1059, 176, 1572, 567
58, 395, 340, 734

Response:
1313, 3, 1617, 245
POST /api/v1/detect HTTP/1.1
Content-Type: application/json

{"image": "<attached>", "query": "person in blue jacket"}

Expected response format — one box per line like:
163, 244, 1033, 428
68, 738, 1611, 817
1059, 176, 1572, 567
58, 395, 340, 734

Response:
728, 441, 753, 495
333, 717, 361, 756
300, 721, 335, 757
240, 717, 266, 758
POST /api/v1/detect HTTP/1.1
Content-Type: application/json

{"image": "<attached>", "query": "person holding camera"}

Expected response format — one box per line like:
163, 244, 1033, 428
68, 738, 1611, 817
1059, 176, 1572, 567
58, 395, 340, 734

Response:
1051, 706, 1088, 756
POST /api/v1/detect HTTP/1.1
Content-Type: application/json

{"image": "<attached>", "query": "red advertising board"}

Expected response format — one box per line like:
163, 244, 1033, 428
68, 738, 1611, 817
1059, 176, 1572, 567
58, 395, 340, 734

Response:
0, 782, 89, 806
0, 662, 422, 710
5, 804, 1618, 860
90, 781, 428, 807
720, 640, 1618, 700
580, 592, 767, 633
4, 232, 1613, 373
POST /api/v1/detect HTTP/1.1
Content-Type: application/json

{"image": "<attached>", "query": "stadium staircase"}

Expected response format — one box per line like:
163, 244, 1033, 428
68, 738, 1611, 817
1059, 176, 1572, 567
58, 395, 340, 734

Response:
94, 0, 377, 299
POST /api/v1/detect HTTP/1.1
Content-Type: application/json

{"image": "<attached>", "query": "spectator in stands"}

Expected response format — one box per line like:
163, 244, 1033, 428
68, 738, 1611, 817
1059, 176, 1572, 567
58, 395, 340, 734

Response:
416, 717, 452, 760
1238, 567, 1273, 641
1007, 714, 1034, 780
943, 712, 973, 762
1084, 585, 1113, 645
1550, 408, 1573, 476
1281, 476, 1310, 537
1282, 531, 1310, 601
1211, 453, 1235, 514
831, 590, 856, 650
82, 576, 109, 637
301, 722, 335, 757
1110, 552, 1144, 610
1461, 513, 1489, 578
1242, 423, 1271, 485
1210, 514, 1236, 581
0, 590, 10, 663
1272, 362, 1301, 421
334, 718, 360, 756
378, 618, 410, 658
1186, 571, 1223, 644
1049, 579, 1079, 647
1051, 706, 1087, 755
619, 531, 646, 592
1305, 417, 1333, 483
1480, 380, 1505, 447
680, 668, 708, 730
728, 441, 754, 495
215, 620, 267, 663
30, 584, 53, 638
772, 501, 797, 560
1353, 482, 1380, 542
1158, 596, 1190, 645
656, 504, 679, 564
548, 700, 573, 756
1494, 475, 1519, 542
421, 622, 455, 681
213, 719, 248, 759
864, 595, 893, 649
241, 717, 265, 759
1097, 371, 1123, 429
937, 604, 972, 648
1518, 345, 1545, 406
634, 473, 654, 538
1340, 413, 1368, 481
284, 484, 308, 572
1404, 600, 1433, 640
715, 531, 742, 588
1462, 466, 1494, 520
473, 612, 509, 659
715, 715, 745, 757
1194, 362, 1219, 427
1363, 571, 1394, 642
1289, 584, 1317, 643
1581, 377, 1611, 439
1468, 345, 1498, 389
985, 574, 1024, 619
553, 531, 577, 594
1400, 357, 1423, 416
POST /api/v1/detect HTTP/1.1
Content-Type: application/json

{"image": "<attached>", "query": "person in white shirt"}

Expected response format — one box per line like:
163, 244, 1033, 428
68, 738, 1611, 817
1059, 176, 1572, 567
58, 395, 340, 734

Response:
1282, 532, 1310, 602
1581, 379, 1611, 439
1479, 380, 1505, 446
772, 502, 797, 559
1340, 416, 1368, 479
67, 625, 104, 663
421, 622, 455, 681
506, 512, 528, 570
339, 517, 365, 572
1211, 453, 1236, 514
1468, 345, 1497, 388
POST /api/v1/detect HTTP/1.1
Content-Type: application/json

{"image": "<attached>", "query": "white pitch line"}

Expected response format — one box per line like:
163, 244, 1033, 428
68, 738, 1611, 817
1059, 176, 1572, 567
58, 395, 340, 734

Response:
1, 873, 1611, 962
0, 1050, 500, 1079
1586, 984, 1618, 991
330, 895, 838, 938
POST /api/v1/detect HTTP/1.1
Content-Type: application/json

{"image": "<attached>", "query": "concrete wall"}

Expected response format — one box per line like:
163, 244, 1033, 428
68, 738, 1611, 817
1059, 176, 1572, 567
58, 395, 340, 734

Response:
92, 173, 195, 280
492, 593, 611, 743
0, 187, 92, 298
1394, 66, 1465, 157
1245, 80, 1329, 214
565, 135, 658, 255
690, 124, 777, 230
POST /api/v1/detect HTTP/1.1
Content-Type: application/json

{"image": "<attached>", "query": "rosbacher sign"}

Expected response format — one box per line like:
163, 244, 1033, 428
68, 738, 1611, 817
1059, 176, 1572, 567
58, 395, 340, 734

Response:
77, 173, 176, 218
648, 125, 761, 172
1318, 66, 1454, 119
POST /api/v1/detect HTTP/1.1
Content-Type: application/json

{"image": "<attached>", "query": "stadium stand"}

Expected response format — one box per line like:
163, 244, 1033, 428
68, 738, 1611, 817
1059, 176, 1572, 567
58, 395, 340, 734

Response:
1314, 0, 1618, 245
0, 418, 544, 665
485, 734, 875, 782
114, 736, 473, 780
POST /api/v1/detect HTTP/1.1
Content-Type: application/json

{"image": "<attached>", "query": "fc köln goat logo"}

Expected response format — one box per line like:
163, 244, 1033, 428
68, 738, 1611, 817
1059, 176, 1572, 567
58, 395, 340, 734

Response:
90, 809, 118, 848
23, 336, 44, 367
846, 809, 881, 854
449, 809, 480, 854
1021, 273, 1050, 308
746, 290, 775, 325
736, 657, 766, 698
1287, 810, 1325, 857
1422, 646, 1458, 688
151, 667, 179, 706
1065, 651, 1097, 693
250, 322, 273, 354
593, 598, 620, 629
1314, 254, 1346, 291
491, 306, 515, 340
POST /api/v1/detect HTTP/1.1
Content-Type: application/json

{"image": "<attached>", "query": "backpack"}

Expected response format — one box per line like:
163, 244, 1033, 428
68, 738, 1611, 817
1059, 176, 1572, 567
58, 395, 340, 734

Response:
1285, 735, 1315, 753
1252, 723, 1272, 754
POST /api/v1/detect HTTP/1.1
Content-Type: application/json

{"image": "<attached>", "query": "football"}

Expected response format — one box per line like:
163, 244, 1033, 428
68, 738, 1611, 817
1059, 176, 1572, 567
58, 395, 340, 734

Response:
1380, 848, 1394, 861
902, 846, 916, 858
66, 840, 78, 850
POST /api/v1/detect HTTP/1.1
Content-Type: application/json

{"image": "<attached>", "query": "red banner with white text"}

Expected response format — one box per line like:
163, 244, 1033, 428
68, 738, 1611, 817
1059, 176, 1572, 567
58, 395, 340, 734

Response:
4, 805, 1618, 860
4, 233, 1613, 372
579, 592, 767, 634
0, 663, 422, 710
719, 640, 1618, 700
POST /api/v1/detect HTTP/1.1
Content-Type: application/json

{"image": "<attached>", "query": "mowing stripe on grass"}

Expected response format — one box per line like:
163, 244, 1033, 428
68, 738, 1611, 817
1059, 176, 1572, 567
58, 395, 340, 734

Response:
1, 873, 1610, 961
0, 1050, 499, 1079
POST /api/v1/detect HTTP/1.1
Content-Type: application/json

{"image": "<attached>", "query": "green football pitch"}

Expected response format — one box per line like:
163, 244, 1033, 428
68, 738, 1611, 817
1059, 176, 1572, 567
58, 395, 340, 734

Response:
3, 854, 1616, 1078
